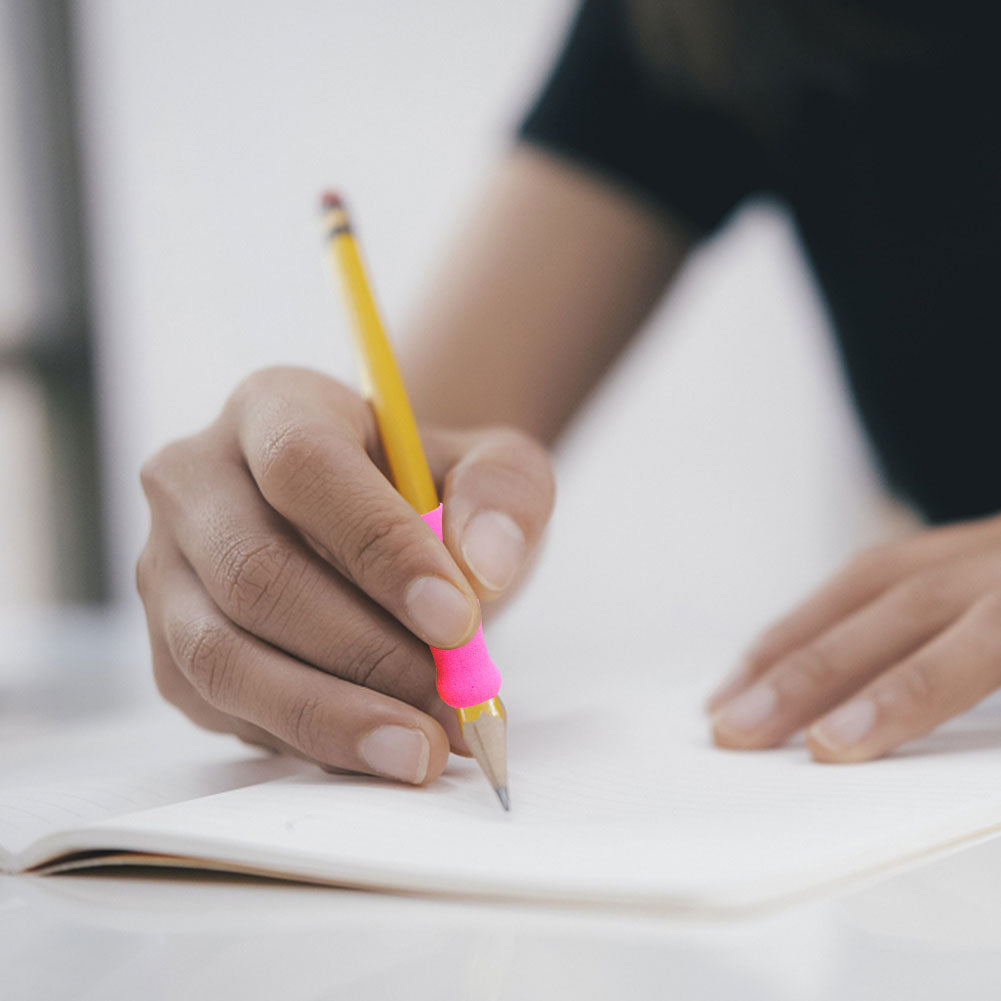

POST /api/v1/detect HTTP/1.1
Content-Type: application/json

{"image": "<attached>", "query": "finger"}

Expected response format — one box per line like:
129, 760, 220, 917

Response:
143, 544, 367, 757
155, 444, 460, 726
160, 562, 452, 784
232, 371, 480, 650
152, 631, 303, 755
146, 566, 461, 761
706, 555, 901, 712
141, 531, 325, 754
708, 516, 1001, 712
807, 594, 1001, 762
711, 572, 966, 749
429, 426, 556, 599
142, 423, 468, 756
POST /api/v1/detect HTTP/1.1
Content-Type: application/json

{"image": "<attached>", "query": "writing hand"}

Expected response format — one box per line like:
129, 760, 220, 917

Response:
137, 367, 554, 784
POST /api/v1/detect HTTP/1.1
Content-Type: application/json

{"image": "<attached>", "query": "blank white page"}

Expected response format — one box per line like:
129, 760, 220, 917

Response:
0, 711, 306, 869
22, 678, 1001, 911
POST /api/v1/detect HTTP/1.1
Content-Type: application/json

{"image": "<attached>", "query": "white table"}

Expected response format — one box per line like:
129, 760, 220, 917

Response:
2, 607, 1000, 1000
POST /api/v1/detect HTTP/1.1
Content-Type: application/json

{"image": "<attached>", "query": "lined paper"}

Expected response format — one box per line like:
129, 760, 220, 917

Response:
8, 682, 1001, 910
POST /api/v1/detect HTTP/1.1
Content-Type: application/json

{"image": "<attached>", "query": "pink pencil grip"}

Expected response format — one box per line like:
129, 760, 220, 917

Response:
421, 504, 502, 708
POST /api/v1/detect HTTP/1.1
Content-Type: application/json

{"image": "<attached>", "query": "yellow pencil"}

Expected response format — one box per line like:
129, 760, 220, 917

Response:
321, 191, 509, 810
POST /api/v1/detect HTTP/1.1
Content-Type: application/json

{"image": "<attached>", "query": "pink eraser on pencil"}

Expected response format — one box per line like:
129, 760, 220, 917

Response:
421, 504, 502, 708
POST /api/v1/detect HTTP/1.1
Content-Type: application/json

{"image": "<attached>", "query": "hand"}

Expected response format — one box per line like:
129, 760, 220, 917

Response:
137, 367, 555, 784
707, 515, 1001, 761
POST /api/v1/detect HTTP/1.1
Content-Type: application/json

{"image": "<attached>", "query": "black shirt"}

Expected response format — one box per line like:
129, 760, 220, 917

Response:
521, 0, 1000, 524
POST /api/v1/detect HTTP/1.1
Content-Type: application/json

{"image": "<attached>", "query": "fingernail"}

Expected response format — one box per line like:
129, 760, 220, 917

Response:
706, 657, 755, 710
713, 684, 777, 734
405, 576, 477, 647
811, 699, 876, 752
359, 725, 430, 784
461, 510, 526, 591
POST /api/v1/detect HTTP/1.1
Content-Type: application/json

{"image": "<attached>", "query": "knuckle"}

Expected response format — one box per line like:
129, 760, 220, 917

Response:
233, 368, 366, 436
234, 365, 326, 401
892, 658, 939, 711
517, 436, 557, 514
229, 367, 321, 417
169, 614, 241, 708
448, 428, 557, 521
140, 435, 209, 510
494, 427, 554, 482
217, 535, 303, 630
504, 428, 554, 489
233, 366, 283, 400
257, 422, 328, 500
846, 543, 900, 583
779, 644, 840, 691
342, 634, 419, 696
342, 510, 421, 583
893, 573, 953, 621
282, 693, 327, 760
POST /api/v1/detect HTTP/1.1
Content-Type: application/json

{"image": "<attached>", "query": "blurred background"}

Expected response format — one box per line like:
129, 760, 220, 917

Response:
1, 0, 903, 682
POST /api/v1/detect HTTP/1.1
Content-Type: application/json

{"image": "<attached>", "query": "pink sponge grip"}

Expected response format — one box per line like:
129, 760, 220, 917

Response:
421, 504, 502, 708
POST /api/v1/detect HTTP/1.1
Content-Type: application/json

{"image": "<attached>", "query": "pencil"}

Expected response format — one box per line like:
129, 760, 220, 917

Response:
321, 191, 509, 811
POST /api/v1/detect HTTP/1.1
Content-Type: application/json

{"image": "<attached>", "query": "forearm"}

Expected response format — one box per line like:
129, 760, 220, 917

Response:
402, 144, 692, 445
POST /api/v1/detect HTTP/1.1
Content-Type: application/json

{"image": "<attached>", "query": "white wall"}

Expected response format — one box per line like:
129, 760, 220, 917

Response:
73, 0, 575, 606
70, 0, 900, 643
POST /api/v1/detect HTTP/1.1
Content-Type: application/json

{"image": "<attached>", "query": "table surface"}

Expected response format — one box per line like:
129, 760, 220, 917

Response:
3, 608, 1001, 1001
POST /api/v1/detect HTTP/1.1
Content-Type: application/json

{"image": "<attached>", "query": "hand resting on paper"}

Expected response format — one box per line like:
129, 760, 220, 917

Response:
709, 515, 1001, 761
137, 366, 554, 785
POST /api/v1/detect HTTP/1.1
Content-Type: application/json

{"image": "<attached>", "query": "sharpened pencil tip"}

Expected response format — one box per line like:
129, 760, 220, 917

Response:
458, 698, 508, 813
320, 190, 343, 211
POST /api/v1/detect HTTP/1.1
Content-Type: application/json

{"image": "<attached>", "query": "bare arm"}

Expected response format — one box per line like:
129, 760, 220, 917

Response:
403, 144, 693, 444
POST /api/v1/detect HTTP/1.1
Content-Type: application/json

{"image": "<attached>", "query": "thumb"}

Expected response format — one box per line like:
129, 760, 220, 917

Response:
426, 427, 556, 600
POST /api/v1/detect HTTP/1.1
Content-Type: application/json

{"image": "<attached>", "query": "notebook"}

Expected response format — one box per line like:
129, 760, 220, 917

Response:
4, 667, 1001, 913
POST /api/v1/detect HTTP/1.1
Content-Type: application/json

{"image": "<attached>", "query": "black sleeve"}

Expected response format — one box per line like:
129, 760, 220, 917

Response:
519, 0, 771, 233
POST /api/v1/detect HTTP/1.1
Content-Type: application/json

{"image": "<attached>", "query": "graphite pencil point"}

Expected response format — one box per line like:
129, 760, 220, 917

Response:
458, 697, 509, 811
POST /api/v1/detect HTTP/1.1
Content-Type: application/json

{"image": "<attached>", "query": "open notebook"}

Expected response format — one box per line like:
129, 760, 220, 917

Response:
4, 672, 1001, 913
